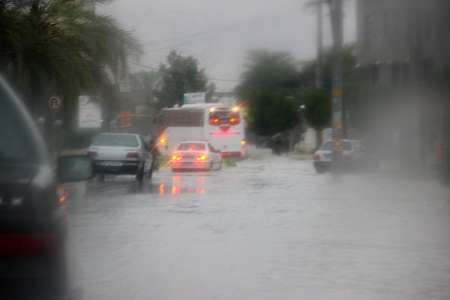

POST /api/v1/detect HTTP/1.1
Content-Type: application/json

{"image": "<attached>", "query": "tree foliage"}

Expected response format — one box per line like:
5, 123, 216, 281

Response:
237, 50, 301, 137
129, 70, 160, 106
299, 46, 357, 133
156, 51, 208, 108
303, 88, 331, 130
0, 0, 141, 115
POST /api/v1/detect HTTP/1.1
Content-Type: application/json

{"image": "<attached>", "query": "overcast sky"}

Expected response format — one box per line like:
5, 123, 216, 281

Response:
99, 0, 357, 91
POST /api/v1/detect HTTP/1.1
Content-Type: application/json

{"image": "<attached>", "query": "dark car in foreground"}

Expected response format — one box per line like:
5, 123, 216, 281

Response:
0, 77, 92, 299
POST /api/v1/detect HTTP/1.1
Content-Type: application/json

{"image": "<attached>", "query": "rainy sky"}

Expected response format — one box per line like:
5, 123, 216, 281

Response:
99, 0, 357, 90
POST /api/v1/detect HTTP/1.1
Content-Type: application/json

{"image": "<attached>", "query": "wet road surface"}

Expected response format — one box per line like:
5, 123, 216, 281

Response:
67, 153, 450, 300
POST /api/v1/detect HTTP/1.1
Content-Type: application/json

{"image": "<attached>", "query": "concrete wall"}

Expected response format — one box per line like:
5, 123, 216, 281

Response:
356, 0, 450, 173
357, 0, 450, 67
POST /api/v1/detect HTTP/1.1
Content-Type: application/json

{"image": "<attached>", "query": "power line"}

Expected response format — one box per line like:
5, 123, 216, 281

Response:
141, 9, 300, 52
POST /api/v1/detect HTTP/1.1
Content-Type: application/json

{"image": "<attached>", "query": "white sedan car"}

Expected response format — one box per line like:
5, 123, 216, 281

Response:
171, 141, 222, 172
313, 139, 365, 173
88, 133, 154, 182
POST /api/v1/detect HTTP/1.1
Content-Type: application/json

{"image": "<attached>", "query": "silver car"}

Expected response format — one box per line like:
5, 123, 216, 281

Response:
88, 133, 154, 182
313, 139, 365, 173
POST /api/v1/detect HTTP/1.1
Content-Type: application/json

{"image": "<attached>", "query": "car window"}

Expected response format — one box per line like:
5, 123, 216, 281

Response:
320, 141, 332, 151
177, 143, 206, 151
92, 134, 139, 147
0, 88, 37, 163
139, 136, 147, 149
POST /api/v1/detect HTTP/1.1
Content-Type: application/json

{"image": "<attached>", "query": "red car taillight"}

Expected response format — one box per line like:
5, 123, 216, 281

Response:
57, 185, 68, 205
196, 154, 208, 161
209, 117, 220, 126
126, 152, 139, 159
313, 154, 321, 161
88, 150, 97, 158
171, 154, 182, 161
229, 115, 240, 125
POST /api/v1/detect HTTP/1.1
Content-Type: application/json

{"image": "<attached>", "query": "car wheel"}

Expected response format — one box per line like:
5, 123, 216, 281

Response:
136, 167, 144, 183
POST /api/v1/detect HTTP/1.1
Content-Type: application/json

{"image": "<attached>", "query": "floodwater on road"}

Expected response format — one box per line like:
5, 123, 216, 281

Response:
67, 153, 450, 300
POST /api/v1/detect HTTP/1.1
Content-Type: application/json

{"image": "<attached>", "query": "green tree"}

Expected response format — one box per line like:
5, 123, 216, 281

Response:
237, 50, 300, 138
303, 88, 331, 146
156, 51, 208, 108
130, 70, 160, 106
0, 0, 141, 116
299, 46, 357, 146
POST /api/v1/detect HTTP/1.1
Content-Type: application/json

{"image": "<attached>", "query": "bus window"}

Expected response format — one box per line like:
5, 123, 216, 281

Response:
161, 109, 204, 127
209, 111, 240, 126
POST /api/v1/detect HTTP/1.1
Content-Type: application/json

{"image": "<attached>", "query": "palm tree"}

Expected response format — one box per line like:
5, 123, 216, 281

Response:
0, 0, 142, 116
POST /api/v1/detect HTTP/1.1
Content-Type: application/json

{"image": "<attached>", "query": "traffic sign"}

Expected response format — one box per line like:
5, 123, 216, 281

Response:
78, 95, 102, 129
183, 92, 206, 105
48, 96, 63, 112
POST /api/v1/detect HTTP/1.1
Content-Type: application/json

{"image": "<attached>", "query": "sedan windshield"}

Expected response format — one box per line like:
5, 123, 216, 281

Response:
92, 134, 139, 147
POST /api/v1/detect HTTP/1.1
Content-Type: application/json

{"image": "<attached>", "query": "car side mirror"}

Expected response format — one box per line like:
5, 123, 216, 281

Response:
57, 155, 93, 183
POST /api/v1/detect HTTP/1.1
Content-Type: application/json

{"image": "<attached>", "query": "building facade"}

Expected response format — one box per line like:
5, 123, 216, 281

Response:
357, 0, 450, 70
356, 0, 450, 174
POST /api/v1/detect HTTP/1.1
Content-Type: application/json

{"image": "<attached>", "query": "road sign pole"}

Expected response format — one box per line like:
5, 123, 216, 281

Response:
330, 0, 344, 171
47, 96, 63, 160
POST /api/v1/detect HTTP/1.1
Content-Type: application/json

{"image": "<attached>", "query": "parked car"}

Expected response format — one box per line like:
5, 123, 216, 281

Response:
0, 77, 93, 299
313, 139, 370, 173
88, 133, 154, 182
171, 141, 222, 172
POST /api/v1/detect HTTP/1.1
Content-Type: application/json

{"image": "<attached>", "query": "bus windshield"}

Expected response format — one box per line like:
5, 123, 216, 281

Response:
209, 110, 240, 126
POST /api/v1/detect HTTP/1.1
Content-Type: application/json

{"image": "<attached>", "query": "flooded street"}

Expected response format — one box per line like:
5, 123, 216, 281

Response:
68, 154, 450, 300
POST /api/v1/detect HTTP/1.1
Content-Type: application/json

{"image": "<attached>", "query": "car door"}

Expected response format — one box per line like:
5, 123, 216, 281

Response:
208, 143, 220, 164
139, 135, 153, 171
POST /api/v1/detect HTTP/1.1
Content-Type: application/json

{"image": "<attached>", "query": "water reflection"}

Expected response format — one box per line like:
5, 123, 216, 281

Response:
157, 175, 207, 196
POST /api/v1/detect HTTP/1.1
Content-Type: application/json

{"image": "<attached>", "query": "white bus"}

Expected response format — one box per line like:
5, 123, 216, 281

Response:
156, 104, 246, 158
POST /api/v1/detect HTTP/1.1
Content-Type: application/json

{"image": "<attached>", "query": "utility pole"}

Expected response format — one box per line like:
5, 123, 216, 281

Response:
315, 1, 324, 89
306, 0, 325, 89
329, 0, 344, 170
